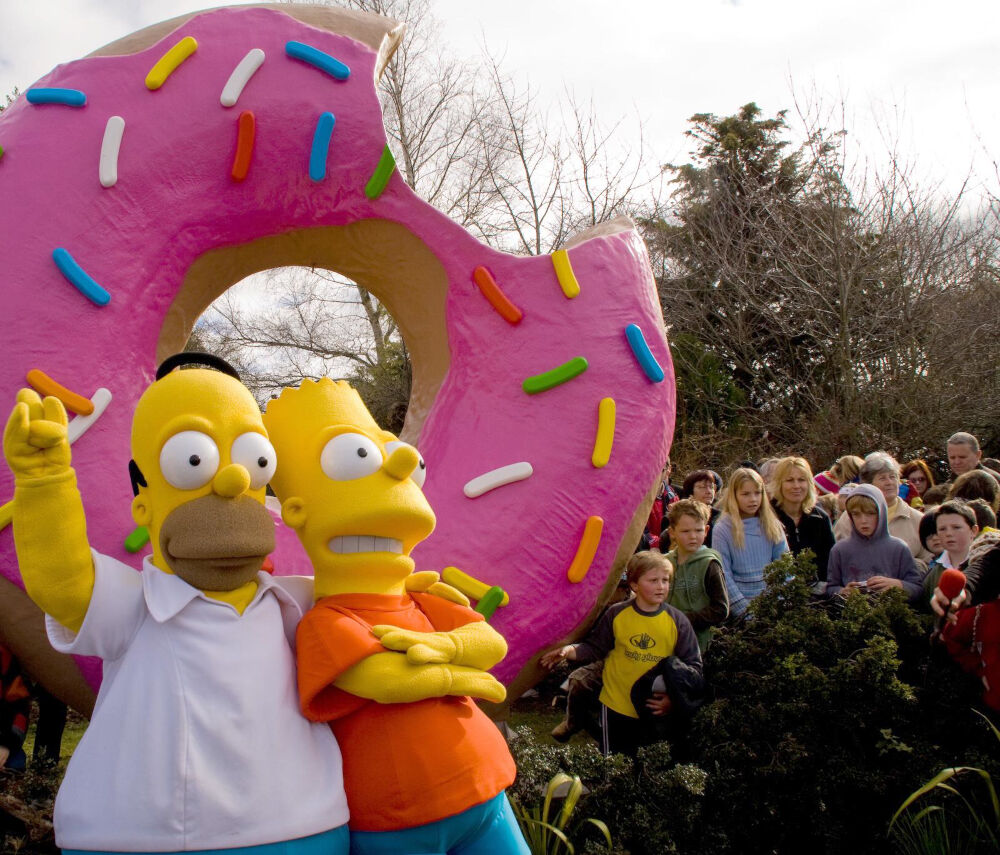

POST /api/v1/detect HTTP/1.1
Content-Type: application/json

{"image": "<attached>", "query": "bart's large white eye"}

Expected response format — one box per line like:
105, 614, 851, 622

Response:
385, 440, 427, 488
231, 432, 277, 490
159, 431, 220, 490
321, 433, 383, 481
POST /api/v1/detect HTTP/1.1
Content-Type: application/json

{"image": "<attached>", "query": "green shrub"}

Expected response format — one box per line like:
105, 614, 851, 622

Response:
686, 551, 998, 854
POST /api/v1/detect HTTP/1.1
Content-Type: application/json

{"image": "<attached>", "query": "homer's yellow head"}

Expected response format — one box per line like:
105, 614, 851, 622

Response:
130, 356, 276, 591
263, 379, 435, 597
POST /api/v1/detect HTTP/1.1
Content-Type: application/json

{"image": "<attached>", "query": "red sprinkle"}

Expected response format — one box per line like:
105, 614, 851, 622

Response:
472, 266, 523, 324
231, 110, 256, 182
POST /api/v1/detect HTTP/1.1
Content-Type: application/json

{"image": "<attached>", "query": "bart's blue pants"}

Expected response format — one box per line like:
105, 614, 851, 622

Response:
349, 793, 529, 855
63, 824, 350, 855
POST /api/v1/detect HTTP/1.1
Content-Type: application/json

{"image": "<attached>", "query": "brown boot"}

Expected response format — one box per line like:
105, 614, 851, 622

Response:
550, 720, 575, 743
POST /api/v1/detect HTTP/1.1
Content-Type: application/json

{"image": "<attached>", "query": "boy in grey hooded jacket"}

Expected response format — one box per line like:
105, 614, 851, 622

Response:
827, 484, 922, 602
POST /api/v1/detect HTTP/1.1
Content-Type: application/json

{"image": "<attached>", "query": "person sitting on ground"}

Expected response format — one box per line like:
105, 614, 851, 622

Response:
946, 432, 1000, 484
713, 468, 788, 619
922, 500, 980, 609
540, 551, 703, 757
663, 499, 729, 652
948, 469, 1000, 515
0, 642, 30, 773
814, 454, 864, 496
901, 459, 935, 507
826, 485, 922, 602
834, 452, 930, 562
769, 456, 836, 583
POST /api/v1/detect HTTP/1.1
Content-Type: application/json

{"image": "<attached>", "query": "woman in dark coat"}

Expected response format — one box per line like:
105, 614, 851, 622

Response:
769, 456, 835, 582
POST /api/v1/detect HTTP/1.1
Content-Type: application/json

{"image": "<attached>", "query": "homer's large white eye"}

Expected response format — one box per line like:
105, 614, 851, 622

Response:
159, 431, 220, 490
321, 433, 383, 481
231, 433, 277, 490
385, 440, 427, 487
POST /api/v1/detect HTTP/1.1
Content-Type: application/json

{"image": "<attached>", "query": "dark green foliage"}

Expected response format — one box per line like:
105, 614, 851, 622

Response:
508, 731, 707, 854
512, 551, 997, 854
687, 551, 997, 854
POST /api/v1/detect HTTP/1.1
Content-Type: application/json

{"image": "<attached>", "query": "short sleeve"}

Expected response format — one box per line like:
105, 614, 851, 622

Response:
46, 551, 146, 661
296, 605, 382, 722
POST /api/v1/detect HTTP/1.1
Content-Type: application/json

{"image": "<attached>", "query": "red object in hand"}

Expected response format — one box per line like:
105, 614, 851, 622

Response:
939, 568, 967, 601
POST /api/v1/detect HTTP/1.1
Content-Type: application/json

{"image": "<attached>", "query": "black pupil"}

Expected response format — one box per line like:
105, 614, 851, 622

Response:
357, 448, 368, 458
189, 455, 200, 467
257, 456, 267, 468
419, 461, 426, 469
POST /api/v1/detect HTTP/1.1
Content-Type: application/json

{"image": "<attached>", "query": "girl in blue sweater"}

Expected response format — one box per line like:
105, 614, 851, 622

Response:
713, 468, 788, 616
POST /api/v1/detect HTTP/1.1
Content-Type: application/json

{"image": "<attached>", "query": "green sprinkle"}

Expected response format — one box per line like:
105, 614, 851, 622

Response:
124, 525, 150, 553
364, 145, 395, 199
0, 144, 5, 160
474, 586, 507, 621
522, 356, 588, 394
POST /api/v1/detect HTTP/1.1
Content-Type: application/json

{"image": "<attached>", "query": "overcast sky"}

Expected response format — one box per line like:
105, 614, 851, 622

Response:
3, 0, 999, 198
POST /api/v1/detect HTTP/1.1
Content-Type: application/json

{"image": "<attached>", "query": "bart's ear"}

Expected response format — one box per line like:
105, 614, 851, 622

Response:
281, 497, 307, 530
131, 493, 152, 527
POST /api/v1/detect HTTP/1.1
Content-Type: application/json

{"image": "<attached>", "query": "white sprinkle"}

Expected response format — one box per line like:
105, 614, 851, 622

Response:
220, 48, 266, 107
99, 117, 125, 188
68, 388, 112, 444
463, 462, 533, 498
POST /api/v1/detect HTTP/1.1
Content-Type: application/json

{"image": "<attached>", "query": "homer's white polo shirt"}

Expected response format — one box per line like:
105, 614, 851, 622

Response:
47, 552, 348, 852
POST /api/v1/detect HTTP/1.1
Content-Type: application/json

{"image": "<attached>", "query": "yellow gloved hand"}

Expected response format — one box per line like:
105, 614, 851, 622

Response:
5, 390, 93, 633
404, 570, 470, 607
4, 390, 71, 481
372, 621, 508, 670
335, 651, 507, 704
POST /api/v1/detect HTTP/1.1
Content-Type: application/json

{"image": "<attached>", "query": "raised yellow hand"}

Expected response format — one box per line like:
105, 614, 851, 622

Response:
4, 390, 71, 480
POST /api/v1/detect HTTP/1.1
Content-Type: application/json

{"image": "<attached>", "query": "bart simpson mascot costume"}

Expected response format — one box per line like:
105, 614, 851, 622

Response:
3, 354, 350, 855
263, 379, 529, 855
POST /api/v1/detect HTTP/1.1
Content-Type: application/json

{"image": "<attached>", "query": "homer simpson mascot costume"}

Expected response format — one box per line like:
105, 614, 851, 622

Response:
262, 379, 529, 855
3, 354, 350, 855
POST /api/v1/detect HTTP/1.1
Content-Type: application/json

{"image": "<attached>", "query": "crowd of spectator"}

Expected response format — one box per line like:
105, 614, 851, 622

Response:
545, 431, 1000, 757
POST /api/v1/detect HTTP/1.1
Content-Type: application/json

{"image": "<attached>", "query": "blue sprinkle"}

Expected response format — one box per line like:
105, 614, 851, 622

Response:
309, 112, 336, 182
625, 324, 664, 383
285, 41, 351, 80
26, 88, 87, 107
52, 248, 111, 306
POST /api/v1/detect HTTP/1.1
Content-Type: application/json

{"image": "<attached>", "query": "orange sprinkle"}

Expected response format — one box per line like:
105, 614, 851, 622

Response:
566, 516, 604, 583
472, 266, 523, 324
26, 369, 94, 415
231, 110, 256, 182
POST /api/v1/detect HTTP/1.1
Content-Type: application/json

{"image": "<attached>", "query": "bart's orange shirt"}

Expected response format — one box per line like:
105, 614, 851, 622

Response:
296, 592, 516, 832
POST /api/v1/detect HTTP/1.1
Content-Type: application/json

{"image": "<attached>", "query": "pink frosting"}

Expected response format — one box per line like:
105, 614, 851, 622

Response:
0, 7, 674, 685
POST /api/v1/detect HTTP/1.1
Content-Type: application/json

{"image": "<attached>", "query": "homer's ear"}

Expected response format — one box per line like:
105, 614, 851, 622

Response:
281, 497, 307, 530
131, 493, 153, 527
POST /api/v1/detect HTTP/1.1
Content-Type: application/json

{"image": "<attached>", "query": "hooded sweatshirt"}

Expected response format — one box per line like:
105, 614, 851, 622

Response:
826, 483, 922, 602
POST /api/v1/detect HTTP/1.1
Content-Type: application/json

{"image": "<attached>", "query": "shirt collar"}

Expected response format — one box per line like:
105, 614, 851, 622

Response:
142, 557, 300, 623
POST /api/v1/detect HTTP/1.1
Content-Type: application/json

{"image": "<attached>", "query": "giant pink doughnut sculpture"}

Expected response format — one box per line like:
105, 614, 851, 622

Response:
0, 3, 674, 700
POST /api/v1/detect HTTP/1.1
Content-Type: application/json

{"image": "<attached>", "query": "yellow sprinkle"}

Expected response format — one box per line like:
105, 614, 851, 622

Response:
442, 565, 510, 606
551, 249, 581, 299
146, 36, 199, 90
567, 516, 603, 583
592, 397, 615, 468
0, 500, 12, 531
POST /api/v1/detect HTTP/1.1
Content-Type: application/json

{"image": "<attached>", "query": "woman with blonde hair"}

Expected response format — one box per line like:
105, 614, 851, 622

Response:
769, 457, 836, 582
712, 468, 788, 617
